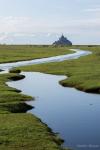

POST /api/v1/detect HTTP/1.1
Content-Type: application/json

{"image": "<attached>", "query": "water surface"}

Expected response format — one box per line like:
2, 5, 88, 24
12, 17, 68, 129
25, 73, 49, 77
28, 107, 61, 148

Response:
8, 72, 100, 150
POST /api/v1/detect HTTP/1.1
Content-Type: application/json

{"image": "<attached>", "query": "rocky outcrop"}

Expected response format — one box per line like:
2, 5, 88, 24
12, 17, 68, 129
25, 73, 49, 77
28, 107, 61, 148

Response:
53, 35, 72, 46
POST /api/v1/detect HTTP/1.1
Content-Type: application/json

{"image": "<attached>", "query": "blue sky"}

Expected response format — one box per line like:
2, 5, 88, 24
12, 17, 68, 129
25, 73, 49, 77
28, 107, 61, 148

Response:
0, 0, 100, 44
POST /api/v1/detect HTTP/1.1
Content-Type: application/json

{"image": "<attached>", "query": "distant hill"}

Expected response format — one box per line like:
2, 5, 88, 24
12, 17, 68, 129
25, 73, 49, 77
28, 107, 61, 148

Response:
53, 35, 72, 46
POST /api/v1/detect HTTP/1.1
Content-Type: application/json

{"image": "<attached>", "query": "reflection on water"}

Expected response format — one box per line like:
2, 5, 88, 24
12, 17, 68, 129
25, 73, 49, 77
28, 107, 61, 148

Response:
7, 72, 100, 150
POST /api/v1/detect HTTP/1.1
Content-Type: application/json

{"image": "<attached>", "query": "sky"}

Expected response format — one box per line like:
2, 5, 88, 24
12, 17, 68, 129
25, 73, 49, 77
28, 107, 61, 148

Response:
0, 0, 100, 44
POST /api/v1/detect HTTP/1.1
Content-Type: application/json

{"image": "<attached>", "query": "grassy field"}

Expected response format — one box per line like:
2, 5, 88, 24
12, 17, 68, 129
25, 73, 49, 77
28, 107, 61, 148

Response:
0, 46, 72, 150
1, 45, 99, 149
18, 46, 100, 93
0, 45, 72, 63
0, 46, 100, 150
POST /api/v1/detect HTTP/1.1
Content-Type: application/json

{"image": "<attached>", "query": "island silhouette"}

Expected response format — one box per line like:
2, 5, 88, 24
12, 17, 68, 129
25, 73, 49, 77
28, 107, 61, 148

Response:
53, 34, 72, 46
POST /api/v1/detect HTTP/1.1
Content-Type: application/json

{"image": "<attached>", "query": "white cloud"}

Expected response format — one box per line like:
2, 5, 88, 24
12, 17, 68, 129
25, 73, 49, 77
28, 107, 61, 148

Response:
84, 8, 100, 12
0, 16, 34, 33
0, 16, 100, 34
85, 8, 100, 12
0, 16, 100, 44
0, 33, 9, 41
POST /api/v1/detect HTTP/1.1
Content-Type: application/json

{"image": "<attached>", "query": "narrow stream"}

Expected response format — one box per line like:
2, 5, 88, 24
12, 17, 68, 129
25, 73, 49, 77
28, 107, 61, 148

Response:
1, 49, 100, 150
0, 49, 91, 71
7, 72, 100, 150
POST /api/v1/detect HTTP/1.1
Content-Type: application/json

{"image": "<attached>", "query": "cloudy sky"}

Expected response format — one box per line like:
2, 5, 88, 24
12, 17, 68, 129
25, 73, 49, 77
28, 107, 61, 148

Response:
0, 0, 100, 44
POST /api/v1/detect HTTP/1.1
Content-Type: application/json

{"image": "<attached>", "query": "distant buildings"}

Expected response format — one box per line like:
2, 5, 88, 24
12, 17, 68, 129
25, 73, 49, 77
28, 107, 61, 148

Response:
53, 34, 72, 46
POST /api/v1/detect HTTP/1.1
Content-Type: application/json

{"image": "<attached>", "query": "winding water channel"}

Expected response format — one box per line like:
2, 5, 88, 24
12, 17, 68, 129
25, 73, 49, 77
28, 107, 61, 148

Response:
1, 49, 100, 150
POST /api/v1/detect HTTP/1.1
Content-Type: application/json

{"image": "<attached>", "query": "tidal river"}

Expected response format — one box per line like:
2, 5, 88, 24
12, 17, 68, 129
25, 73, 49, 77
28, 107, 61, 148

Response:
1, 49, 100, 150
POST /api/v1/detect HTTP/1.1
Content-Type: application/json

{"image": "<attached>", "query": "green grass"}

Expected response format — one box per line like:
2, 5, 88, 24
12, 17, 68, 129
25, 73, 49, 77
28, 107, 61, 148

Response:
18, 46, 100, 93
9, 69, 21, 73
0, 114, 66, 150
0, 45, 72, 63
1, 45, 99, 149
0, 73, 32, 105
0, 73, 32, 113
